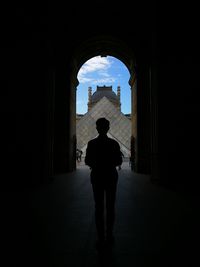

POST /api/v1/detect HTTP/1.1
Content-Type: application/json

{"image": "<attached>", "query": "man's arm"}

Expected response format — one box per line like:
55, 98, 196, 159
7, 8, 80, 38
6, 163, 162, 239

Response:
85, 142, 93, 167
114, 142, 123, 167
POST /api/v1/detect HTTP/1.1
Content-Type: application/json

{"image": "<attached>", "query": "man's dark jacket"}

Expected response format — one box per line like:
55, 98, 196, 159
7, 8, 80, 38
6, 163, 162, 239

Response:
85, 135, 122, 183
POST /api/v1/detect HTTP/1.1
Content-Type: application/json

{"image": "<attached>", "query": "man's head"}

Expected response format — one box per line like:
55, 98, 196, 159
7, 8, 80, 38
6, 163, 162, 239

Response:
96, 117, 110, 135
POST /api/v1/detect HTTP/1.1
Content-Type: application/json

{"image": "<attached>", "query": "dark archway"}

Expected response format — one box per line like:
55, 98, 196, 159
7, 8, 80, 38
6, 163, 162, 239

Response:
52, 34, 158, 181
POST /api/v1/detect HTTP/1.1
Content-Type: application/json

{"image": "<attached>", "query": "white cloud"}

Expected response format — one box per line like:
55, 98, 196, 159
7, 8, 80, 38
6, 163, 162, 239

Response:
77, 56, 114, 83
78, 77, 94, 83
79, 56, 111, 74
91, 77, 116, 84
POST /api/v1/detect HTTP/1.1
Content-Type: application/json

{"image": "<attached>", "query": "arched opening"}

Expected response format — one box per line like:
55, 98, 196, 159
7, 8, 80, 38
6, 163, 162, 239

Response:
76, 55, 133, 168
69, 36, 137, 172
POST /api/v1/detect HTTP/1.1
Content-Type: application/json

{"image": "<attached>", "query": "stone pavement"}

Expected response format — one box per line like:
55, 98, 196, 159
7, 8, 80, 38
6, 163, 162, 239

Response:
1, 162, 198, 266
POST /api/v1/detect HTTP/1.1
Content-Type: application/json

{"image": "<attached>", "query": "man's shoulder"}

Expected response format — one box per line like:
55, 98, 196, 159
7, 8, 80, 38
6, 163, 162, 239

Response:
88, 136, 119, 147
108, 137, 120, 146
88, 138, 98, 145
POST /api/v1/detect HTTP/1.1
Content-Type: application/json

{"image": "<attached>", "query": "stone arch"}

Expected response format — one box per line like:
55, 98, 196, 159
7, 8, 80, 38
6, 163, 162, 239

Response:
71, 35, 136, 84
68, 35, 138, 171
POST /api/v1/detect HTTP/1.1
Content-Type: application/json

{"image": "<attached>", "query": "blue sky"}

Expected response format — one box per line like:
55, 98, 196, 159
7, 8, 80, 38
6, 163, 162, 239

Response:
76, 56, 131, 114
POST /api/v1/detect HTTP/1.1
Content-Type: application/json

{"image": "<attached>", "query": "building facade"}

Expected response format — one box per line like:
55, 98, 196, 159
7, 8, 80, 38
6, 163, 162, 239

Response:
76, 85, 131, 157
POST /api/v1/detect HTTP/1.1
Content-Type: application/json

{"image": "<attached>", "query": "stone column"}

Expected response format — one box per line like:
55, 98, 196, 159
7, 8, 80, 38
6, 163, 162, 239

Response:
87, 86, 92, 111
129, 72, 137, 171
69, 76, 79, 171
117, 86, 121, 111
149, 35, 159, 181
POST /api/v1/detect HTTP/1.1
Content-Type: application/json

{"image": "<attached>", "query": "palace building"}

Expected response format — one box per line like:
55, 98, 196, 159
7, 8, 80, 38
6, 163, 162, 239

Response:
76, 85, 131, 157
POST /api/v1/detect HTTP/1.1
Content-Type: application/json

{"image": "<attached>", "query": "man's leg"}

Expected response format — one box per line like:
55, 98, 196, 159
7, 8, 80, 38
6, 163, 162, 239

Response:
105, 181, 117, 243
92, 183, 105, 243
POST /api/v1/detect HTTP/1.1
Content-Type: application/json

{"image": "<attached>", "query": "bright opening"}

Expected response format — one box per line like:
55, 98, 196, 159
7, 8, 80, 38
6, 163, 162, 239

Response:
76, 56, 132, 168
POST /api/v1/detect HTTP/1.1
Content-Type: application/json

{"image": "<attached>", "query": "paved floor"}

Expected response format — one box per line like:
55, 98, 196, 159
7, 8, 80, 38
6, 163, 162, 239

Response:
1, 162, 198, 266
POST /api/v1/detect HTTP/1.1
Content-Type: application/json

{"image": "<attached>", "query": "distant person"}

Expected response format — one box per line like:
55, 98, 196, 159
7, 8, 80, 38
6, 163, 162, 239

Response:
85, 118, 122, 250
76, 149, 82, 162
118, 151, 124, 170
79, 150, 83, 162
76, 149, 80, 162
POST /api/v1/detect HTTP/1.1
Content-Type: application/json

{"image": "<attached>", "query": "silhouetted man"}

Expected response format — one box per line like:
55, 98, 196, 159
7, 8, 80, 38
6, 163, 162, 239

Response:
85, 117, 122, 249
